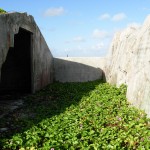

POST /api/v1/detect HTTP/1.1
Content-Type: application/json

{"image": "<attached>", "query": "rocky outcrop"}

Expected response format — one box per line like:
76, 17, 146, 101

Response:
106, 15, 150, 117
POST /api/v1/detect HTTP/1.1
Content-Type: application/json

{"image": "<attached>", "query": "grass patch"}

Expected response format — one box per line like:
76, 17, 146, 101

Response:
0, 80, 150, 149
0, 8, 6, 14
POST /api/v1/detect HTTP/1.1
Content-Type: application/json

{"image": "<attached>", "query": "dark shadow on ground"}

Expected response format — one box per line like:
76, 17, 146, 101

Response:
0, 80, 105, 149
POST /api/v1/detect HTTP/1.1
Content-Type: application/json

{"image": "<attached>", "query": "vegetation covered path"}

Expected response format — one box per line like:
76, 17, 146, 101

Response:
0, 80, 150, 149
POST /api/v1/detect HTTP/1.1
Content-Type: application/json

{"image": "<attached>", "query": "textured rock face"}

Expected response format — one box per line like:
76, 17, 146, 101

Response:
107, 15, 150, 117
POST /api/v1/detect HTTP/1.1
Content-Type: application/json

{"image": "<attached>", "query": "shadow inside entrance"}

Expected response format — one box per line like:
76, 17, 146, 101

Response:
0, 28, 32, 98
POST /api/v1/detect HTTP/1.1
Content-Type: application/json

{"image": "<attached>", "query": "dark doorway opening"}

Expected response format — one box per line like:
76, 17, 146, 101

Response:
0, 28, 32, 97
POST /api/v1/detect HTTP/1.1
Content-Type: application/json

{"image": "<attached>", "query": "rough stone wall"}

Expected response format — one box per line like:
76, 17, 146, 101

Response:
106, 15, 150, 117
0, 12, 53, 93
54, 57, 106, 82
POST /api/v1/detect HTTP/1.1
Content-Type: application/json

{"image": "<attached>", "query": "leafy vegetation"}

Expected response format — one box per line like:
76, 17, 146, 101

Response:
0, 80, 150, 149
0, 8, 6, 14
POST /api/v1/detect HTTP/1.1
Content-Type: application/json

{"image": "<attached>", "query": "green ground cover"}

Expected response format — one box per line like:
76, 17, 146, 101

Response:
0, 8, 6, 14
0, 80, 150, 149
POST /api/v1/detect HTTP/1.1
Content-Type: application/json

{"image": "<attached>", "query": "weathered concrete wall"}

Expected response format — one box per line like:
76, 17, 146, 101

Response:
1, 12, 150, 118
0, 12, 53, 93
54, 57, 106, 82
106, 15, 150, 117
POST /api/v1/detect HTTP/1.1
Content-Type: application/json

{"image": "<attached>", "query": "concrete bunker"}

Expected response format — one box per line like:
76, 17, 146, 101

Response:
0, 28, 32, 95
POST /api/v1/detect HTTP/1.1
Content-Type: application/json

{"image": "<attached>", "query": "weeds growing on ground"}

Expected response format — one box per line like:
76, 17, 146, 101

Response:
0, 80, 150, 149
0, 8, 6, 14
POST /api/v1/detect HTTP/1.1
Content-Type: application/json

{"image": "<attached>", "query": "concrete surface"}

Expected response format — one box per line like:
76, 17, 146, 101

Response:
0, 12, 53, 94
54, 57, 106, 82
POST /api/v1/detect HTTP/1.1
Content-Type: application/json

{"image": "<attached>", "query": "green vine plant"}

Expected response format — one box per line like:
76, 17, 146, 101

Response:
0, 80, 150, 149
0, 8, 7, 14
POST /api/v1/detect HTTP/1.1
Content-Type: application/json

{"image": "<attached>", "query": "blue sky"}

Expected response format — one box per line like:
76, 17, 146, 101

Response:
1, 0, 150, 57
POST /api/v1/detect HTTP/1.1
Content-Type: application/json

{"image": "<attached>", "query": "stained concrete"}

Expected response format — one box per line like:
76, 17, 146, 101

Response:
54, 57, 106, 82
0, 12, 53, 94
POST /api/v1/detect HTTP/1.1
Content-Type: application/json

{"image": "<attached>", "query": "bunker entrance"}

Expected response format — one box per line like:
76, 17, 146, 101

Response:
0, 28, 32, 97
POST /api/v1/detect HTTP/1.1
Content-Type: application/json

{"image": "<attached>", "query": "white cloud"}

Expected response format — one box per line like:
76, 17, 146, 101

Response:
64, 48, 71, 52
98, 12, 126, 22
99, 13, 110, 20
73, 36, 85, 42
64, 42, 105, 52
92, 29, 108, 39
112, 13, 126, 21
91, 42, 104, 51
143, 7, 150, 11
127, 22, 141, 28
44, 7, 65, 17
